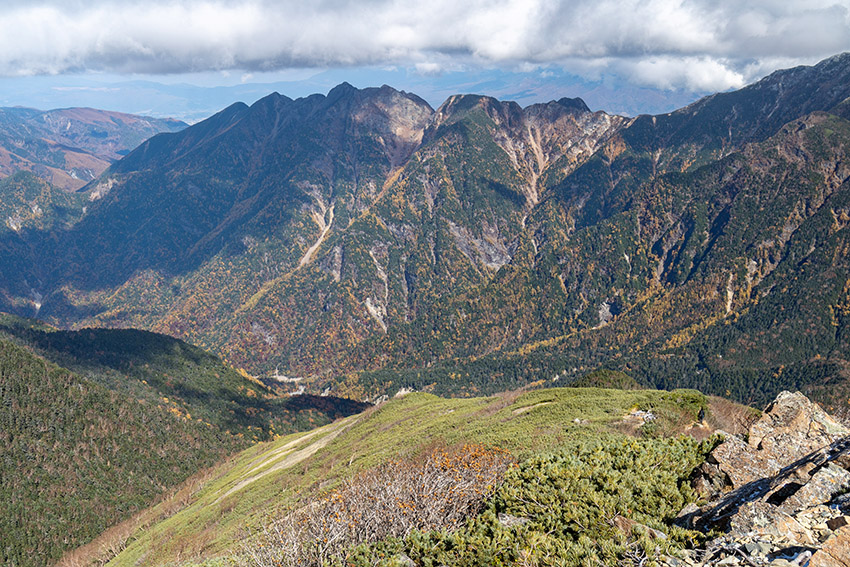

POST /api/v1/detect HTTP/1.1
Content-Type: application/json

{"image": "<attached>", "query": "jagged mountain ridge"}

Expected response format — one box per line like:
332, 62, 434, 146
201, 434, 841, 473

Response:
25, 83, 624, 368
3, 54, 850, 404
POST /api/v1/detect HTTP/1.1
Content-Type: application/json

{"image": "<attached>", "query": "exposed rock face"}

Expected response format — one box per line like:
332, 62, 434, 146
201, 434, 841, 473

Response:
427, 94, 626, 208
748, 392, 849, 454
810, 525, 850, 567
669, 391, 850, 567
694, 391, 849, 494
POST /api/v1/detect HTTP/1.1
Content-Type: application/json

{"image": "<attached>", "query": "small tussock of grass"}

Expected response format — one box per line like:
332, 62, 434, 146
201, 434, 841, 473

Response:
94, 386, 721, 567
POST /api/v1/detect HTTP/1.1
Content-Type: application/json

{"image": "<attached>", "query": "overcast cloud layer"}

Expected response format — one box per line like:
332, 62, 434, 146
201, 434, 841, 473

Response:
2, 0, 849, 92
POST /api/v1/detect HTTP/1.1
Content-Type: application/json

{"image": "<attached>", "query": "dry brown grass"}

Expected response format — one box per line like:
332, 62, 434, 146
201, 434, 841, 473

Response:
705, 395, 760, 436
611, 395, 759, 441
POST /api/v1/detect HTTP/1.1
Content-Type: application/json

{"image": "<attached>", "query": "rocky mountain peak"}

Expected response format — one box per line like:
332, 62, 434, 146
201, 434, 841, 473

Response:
319, 84, 435, 170
429, 94, 518, 131
424, 91, 623, 207
326, 81, 359, 102
350, 85, 433, 145
522, 97, 593, 124
321, 82, 431, 114
555, 96, 591, 114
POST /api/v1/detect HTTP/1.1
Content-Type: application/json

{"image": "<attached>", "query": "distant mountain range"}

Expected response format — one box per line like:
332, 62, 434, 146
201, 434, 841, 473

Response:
0, 68, 707, 123
3, 53, 850, 410
0, 107, 185, 190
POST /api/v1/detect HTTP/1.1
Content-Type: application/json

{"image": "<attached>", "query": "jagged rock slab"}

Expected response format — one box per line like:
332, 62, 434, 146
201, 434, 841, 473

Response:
810, 525, 850, 567
690, 433, 850, 532
696, 391, 849, 494
749, 392, 849, 454
671, 392, 850, 567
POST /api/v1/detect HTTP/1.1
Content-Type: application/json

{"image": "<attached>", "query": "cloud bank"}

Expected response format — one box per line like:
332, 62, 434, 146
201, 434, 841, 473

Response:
2, 0, 849, 91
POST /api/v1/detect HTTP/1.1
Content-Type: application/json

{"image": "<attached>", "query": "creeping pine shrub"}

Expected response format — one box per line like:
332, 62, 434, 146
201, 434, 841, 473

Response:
348, 435, 719, 567
243, 444, 514, 567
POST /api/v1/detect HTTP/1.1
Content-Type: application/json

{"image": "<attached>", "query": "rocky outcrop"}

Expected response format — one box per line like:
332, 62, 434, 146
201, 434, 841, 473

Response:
669, 391, 850, 567
749, 392, 849, 457
692, 391, 849, 497
810, 526, 850, 567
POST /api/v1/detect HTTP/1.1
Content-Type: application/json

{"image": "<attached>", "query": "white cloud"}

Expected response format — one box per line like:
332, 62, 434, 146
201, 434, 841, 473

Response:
1, 0, 849, 91
414, 62, 443, 76
622, 57, 747, 92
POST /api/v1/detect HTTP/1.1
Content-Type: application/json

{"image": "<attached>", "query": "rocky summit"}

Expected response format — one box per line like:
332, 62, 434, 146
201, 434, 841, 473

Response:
671, 391, 850, 567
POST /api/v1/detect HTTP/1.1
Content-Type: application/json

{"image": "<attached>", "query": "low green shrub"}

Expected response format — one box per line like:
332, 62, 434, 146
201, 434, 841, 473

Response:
245, 434, 719, 567
392, 434, 716, 566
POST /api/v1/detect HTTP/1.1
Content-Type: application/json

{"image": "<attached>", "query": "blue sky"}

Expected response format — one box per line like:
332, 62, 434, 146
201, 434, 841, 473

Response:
0, 1, 848, 121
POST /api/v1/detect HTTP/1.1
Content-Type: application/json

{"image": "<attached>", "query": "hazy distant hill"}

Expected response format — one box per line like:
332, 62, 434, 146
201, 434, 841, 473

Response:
0, 106, 186, 190
2, 55, 850, 409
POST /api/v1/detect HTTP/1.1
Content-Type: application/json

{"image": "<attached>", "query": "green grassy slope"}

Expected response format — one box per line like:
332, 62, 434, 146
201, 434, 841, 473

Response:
94, 386, 715, 567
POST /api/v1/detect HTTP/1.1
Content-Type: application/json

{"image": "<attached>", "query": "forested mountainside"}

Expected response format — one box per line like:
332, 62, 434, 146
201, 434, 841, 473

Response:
0, 107, 185, 190
2, 54, 850, 409
0, 315, 367, 567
